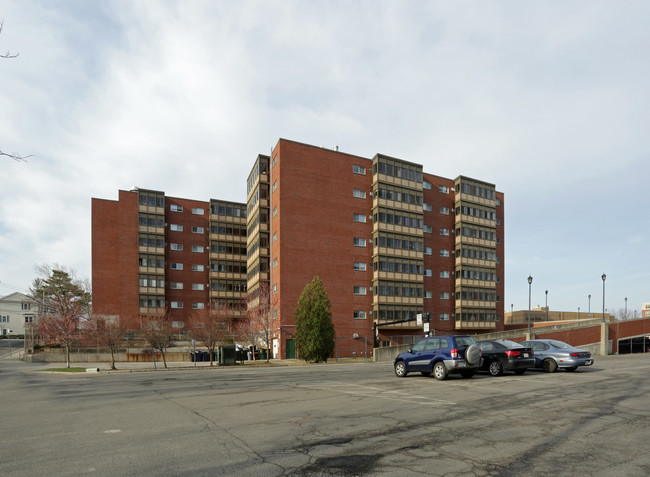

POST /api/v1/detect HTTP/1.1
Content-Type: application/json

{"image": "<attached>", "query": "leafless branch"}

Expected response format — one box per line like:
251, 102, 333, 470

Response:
0, 20, 19, 58
1, 150, 32, 162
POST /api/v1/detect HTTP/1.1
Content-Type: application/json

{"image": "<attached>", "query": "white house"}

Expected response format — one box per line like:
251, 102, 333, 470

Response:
0, 292, 38, 336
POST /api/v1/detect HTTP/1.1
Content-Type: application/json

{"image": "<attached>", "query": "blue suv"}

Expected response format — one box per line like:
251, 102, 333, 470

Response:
394, 335, 482, 380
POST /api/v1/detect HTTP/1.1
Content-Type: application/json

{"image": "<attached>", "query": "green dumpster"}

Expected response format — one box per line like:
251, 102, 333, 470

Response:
219, 345, 236, 365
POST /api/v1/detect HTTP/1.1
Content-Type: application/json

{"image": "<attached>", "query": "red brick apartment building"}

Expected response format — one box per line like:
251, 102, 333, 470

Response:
92, 138, 504, 359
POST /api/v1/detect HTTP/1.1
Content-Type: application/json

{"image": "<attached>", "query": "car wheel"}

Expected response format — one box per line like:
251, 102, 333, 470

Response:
420, 371, 431, 377
488, 360, 504, 376
460, 369, 476, 378
433, 362, 448, 381
514, 369, 527, 375
542, 359, 558, 373
394, 361, 408, 378
465, 344, 481, 366
565, 366, 578, 372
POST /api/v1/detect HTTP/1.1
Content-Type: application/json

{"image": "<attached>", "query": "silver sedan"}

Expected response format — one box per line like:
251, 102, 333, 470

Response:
520, 339, 594, 372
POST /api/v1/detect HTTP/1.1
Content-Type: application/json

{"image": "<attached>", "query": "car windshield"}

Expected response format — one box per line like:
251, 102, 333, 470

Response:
455, 337, 476, 347
549, 340, 573, 349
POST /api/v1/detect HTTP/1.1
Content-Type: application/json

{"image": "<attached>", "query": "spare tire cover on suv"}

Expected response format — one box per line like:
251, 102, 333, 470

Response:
465, 344, 480, 366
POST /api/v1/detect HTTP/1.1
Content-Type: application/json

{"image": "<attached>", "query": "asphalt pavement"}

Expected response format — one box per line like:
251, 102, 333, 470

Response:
2, 354, 650, 476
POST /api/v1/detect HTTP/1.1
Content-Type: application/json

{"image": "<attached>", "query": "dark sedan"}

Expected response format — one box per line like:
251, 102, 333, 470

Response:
477, 340, 535, 376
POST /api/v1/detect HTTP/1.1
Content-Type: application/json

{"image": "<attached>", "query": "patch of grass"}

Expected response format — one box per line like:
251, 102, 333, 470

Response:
43, 367, 89, 373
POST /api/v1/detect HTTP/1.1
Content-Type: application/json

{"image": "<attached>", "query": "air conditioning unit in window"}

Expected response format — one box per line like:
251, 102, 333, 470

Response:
369, 191, 375, 197
369, 215, 374, 220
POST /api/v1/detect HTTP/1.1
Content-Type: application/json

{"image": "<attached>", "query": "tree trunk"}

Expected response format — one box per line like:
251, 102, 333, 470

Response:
160, 348, 168, 368
110, 347, 116, 370
65, 344, 71, 368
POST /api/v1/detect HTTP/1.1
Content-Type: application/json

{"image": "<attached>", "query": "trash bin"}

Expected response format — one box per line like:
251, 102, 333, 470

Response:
259, 348, 267, 360
219, 345, 237, 365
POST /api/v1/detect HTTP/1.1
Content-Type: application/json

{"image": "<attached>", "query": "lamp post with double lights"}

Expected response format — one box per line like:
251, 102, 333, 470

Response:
527, 275, 533, 336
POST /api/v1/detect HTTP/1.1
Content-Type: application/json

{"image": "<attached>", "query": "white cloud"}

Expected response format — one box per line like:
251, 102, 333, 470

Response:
1, 0, 649, 311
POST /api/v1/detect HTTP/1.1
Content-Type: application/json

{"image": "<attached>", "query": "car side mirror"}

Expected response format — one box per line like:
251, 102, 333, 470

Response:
407, 348, 413, 354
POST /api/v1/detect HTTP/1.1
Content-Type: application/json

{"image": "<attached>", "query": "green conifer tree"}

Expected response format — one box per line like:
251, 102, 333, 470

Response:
294, 276, 335, 362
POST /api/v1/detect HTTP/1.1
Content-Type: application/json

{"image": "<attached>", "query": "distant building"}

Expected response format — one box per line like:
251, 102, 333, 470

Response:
643, 303, 650, 318
505, 307, 611, 327
0, 292, 37, 336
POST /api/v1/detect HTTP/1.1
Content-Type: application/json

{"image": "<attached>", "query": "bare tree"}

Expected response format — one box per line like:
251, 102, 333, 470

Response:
38, 301, 83, 368
245, 282, 274, 362
613, 308, 635, 321
189, 305, 236, 366
87, 314, 128, 370
235, 316, 264, 361
1, 19, 31, 162
141, 310, 175, 368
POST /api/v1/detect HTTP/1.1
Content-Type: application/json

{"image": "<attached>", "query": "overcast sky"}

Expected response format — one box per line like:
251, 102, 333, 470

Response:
1, 1, 648, 316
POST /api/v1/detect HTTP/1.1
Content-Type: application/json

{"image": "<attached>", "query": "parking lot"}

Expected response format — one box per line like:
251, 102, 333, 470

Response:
2, 354, 650, 476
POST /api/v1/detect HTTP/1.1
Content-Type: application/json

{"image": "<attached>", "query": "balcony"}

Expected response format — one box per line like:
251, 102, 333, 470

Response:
454, 320, 497, 330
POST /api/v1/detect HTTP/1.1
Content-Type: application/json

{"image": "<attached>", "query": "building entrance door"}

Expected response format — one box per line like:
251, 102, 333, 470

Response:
286, 339, 295, 359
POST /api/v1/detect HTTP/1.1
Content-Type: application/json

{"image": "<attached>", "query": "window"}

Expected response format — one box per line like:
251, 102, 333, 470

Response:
439, 185, 449, 193
192, 264, 205, 272
424, 247, 432, 255
273, 232, 277, 243
440, 292, 450, 300
440, 207, 450, 215
170, 263, 183, 270
273, 284, 278, 293
170, 243, 183, 251
21, 303, 31, 311
353, 286, 367, 295
192, 226, 204, 234
353, 238, 366, 247
0, 315, 8, 322
273, 258, 278, 268
440, 271, 450, 278
440, 249, 450, 257
170, 282, 183, 289
440, 313, 450, 321
192, 283, 204, 290
272, 180, 277, 192
25, 316, 34, 323
423, 225, 432, 233
424, 291, 432, 299
353, 189, 366, 199
272, 154, 278, 167
425, 269, 432, 277
192, 207, 204, 215
171, 302, 183, 309
192, 303, 205, 309
423, 203, 432, 211
170, 224, 183, 231
353, 213, 366, 223
354, 310, 367, 319
353, 165, 366, 175
496, 199, 501, 206
272, 206, 278, 217
440, 228, 450, 236
423, 181, 432, 190
353, 262, 366, 271
170, 204, 183, 212
192, 245, 204, 253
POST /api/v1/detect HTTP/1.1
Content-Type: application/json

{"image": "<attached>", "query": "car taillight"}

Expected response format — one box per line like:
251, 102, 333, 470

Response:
451, 348, 458, 358
505, 350, 521, 357
570, 352, 580, 357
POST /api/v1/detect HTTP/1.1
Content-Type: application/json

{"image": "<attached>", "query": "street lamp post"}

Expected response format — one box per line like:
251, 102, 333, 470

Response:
545, 290, 548, 321
588, 294, 591, 319
578, 307, 581, 320
625, 297, 628, 319
527, 275, 533, 336
602, 274, 606, 323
